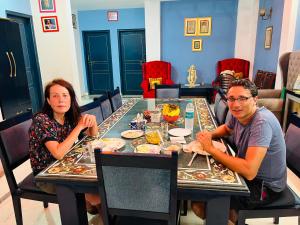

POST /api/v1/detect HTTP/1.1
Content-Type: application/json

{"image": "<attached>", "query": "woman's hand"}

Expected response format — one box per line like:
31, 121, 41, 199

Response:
78, 114, 97, 130
196, 130, 214, 154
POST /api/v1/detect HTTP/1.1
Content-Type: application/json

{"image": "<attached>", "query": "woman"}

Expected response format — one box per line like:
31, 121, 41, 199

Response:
29, 79, 100, 214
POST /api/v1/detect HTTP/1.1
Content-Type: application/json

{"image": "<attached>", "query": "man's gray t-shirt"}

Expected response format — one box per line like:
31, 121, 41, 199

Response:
226, 107, 286, 192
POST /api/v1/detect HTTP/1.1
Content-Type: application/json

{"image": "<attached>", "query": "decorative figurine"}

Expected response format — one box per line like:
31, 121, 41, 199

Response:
187, 65, 197, 87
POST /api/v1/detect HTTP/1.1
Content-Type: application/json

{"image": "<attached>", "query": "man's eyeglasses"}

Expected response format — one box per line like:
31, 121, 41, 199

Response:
226, 96, 252, 103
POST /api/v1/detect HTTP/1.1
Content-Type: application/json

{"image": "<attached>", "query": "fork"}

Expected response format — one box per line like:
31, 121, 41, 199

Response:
187, 152, 197, 167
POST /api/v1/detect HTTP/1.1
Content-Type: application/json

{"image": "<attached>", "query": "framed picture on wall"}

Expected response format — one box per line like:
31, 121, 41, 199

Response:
264, 26, 273, 49
41, 16, 59, 32
39, 0, 56, 13
192, 39, 202, 51
184, 18, 197, 36
197, 17, 212, 36
107, 11, 118, 21
72, 14, 77, 29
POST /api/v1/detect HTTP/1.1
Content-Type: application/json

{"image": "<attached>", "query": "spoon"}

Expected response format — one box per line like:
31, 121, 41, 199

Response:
187, 152, 197, 167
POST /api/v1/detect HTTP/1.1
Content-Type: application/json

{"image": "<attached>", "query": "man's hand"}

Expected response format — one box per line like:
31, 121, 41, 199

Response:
196, 130, 214, 154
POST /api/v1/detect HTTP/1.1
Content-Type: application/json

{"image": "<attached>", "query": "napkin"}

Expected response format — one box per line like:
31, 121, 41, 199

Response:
170, 136, 186, 144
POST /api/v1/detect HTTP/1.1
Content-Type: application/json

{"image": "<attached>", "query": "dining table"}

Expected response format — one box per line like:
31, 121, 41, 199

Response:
35, 98, 249, 225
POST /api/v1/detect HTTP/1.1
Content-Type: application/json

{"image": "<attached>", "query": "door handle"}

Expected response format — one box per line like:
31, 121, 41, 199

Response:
6, 52, 13, 77
10, 52, 16, 77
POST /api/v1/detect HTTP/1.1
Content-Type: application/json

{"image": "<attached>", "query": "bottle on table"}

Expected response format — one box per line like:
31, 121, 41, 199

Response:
185, 100, 194, 131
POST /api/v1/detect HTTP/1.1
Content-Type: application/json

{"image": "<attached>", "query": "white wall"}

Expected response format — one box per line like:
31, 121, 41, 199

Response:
144, 0, 161, 61
29, 0, 82, 103
0, 0, 31, 18
72, 11, 86, 96
235, 0, 259, 80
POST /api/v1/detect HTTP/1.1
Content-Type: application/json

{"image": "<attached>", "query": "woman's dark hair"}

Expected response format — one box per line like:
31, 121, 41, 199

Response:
228, 79, 258, 97
42, 79, 81, 126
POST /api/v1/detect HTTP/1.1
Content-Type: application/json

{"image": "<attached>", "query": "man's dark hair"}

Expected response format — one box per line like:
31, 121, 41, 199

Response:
228, 79, 258, 97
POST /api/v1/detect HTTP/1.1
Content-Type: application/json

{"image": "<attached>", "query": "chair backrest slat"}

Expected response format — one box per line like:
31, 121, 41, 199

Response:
98, 94, 113, 120
0, 112, 32, 191
80, 100, 103, 124
285, 123, 300, 178
108, 87, 122, 112
155, 84, 181, 98
95, 151, 178, 224
0, 112, 32, 169
215, 99, 228, 125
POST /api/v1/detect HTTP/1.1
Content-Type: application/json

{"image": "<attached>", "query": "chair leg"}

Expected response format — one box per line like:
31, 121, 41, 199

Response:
298, 216, 300, 225
43, 201, 49, 208
180, 200, 188, 216
237, 216, 246, 225
273, 216, 279, 224
12, 196, 23, 225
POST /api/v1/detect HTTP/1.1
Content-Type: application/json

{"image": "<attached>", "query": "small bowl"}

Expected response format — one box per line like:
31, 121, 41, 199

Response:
163, 115, 179, 123
160, 141, 182, 155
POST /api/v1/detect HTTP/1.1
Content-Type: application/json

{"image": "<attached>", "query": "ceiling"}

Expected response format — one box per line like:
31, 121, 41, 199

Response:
71, 0, 174, 11
71, 0, 145, 11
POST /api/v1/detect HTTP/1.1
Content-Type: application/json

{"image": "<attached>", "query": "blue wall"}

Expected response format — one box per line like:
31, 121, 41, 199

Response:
0, 0, 31, 18
253, 0, 284, 76
161, 0, 238, 84
294, 1, 300, 50
78, 8, 145, 92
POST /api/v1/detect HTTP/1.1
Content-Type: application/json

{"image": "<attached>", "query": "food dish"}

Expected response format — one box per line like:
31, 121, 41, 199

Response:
168, 128, 191, 137
47, 167, 61, 174
145, 130, 161, 144
121, 130, 144, 139
93, 138, 126, 152
135, 144, 161, 154
160, 141, 182, 155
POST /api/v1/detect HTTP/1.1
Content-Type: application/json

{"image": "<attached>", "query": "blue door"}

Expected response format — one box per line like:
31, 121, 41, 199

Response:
118, 29, 146, 95
83, 31, 113, 94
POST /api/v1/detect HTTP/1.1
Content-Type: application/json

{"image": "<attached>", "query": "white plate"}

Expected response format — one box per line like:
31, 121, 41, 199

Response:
121, 130, 144, 139
135, 144, 161, 154
97, 138, 126, 152
168, 128, 192, 137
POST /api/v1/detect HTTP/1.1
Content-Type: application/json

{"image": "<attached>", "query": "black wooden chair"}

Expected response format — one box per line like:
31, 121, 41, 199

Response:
108, 87, 122, 112
214, 88, 227, 116
219, 73, 236, 93
215, 98, 228, 125
0, 112, 58, 225
99, 93, 113, 120
223, 110, 237, 152
80, 99, 104, 125
155, 84, 181, 99
237, 122, 300, 225
95, 150, 179, 225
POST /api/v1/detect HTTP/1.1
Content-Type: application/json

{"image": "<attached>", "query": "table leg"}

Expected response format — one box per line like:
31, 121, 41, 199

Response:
56, 185, 88, 225
206, 196, 230, 225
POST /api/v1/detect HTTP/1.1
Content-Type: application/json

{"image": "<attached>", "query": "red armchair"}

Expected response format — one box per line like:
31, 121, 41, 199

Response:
216, 58, 250, 78
212, 58, 250, 101
140, 61, 174, 98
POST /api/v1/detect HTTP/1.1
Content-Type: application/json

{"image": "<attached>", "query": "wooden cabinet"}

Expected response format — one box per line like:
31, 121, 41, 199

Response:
0, 18, 31, 120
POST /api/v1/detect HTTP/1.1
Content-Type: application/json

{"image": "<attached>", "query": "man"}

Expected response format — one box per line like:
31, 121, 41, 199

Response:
192, 79, 286, 224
